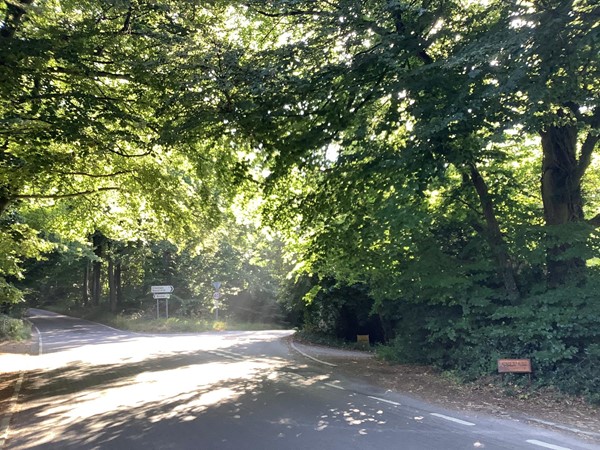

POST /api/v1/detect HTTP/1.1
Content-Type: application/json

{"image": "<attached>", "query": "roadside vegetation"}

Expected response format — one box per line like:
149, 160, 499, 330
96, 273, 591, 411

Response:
0, 313, 30, 342
1, 1, 599, 405
44, 304, 286, 335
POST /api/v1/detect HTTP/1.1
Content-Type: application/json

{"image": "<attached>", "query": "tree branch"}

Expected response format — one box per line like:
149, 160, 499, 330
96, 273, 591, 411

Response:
15, 187, 120, 200
107, 146, 153, 158
574, 107, 600, 184
588, 213, 600, 228
49, 66, 134, 82
389, 7, 434, 65
245, 6, 326, 18
55, 170, 133, 178
1, 0, 34, 38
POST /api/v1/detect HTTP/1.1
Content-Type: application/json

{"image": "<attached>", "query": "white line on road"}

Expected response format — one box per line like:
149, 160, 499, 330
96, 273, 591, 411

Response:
368, 396, 401, 406
290, 342, 337, 367
324, 382, 346, 390
0, 372, 24, 450
526, 439, 571, 450
430, 413, 476, 426
209, 350, 244, 361
525, 418, 600, 438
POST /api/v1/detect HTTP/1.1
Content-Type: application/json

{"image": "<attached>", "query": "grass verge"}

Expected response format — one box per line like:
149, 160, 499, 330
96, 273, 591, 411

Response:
43, 304, 285, 334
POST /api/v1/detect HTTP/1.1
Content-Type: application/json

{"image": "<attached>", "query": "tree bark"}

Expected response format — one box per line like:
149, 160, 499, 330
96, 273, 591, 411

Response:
0, 194, 11, 216
468, 164, 520, 301
91, 231, 104, 306
115, 261, 123, 306
540, 125, 586, 286
82, 260, 90, 306
108, 257, 117, 313
0, 0, 34, 39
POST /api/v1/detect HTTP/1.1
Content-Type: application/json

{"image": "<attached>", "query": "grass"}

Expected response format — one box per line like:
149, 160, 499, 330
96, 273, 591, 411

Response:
42, 304, 286, 334
105, 316, 286, 333
110, 316, 285, 333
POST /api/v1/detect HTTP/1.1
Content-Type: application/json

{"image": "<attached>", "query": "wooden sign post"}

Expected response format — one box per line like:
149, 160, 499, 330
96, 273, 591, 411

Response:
498, 359, 532, 384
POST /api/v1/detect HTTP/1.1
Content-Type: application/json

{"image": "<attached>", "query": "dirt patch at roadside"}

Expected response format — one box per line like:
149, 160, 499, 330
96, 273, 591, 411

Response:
0, 337, 37, 356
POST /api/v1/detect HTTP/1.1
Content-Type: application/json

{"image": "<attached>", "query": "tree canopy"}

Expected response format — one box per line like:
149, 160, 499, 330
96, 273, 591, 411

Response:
1, 0, 599, 402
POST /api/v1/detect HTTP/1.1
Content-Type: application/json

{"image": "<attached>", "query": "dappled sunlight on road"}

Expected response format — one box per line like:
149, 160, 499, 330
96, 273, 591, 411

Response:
3, 331, 297, 449
2, 330, 293, 372
5, 315, 494, 449
39, 360, 274, 423
313, 399, 388, 435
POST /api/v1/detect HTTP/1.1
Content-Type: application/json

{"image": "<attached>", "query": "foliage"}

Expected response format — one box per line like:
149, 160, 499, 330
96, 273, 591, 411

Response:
241, 0, 600, 402
295, 329, 372, 352
45, 304, 283, 334
0, 314, 31, 341
17, 209, 289, 325
1, 0, 599, 404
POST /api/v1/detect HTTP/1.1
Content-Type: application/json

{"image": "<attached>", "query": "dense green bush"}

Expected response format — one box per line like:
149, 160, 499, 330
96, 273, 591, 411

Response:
0, 314, 31, 341
373, 277, 600, 404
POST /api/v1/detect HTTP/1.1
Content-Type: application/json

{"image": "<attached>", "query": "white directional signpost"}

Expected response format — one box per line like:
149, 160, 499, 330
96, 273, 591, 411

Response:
151, 285, 174, 319
151, 285, 174, 294
212, 282, 222, 321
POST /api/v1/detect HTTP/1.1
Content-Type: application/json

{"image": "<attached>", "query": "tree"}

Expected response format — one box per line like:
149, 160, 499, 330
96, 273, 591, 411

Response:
229, 0, 599, 288
0, 0, 251, 303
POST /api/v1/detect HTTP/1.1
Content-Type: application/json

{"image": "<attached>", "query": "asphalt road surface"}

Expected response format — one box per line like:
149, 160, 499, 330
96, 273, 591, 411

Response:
2, 309, 597, 450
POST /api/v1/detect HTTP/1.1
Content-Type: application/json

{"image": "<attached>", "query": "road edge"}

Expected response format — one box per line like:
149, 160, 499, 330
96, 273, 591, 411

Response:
289, 341, 338, 367
0, 372, 23, 450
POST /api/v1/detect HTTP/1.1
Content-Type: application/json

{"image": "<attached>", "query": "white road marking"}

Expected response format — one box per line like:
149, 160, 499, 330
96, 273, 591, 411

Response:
290, 342, 337, 367
526, 439, 571, 450
368, 396, 401, 406
0, 372, 24, 450
324, 382, 345, 390
525, 418, 600, 438
430, 413, 475, 426
209, 350, 244, 361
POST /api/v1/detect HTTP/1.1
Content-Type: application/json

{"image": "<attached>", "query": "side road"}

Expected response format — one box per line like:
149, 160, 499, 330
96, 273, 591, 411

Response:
289, 339, 600, 445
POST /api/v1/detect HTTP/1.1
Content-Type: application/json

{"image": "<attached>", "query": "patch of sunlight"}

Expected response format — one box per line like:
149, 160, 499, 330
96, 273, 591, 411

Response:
2, 330, 292, 449
587, 257, 600, 267
316, 403, 387, 433
40, 360, 275, 424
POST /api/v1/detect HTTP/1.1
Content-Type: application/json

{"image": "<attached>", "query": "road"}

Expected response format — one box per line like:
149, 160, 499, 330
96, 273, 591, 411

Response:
2, 309, 597, 450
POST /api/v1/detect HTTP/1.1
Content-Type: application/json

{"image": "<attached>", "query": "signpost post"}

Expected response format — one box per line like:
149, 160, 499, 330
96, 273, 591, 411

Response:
152, 286, 174, 319
212, 282, 222, 321
213, 291, 220, 321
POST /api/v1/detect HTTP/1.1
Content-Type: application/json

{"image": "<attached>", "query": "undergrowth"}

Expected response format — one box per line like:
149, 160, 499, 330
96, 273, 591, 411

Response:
0, 314, 31, 341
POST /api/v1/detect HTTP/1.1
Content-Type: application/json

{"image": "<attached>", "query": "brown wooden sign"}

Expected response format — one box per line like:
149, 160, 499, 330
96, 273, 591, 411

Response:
497, 359, 532, 373
357, 334, 370, 343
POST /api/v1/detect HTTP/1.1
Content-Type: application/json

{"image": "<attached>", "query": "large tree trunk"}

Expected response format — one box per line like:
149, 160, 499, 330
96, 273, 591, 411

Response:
115, 262, 123, 306
107, 240, 123, 313
108, 258, 117, 313
91, 259, 102, 306
91, 231, 104, 306
0, 195, 11, 216
468, 164, 520, 301
540, 125, 586, 286
82, 260, 90, 306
